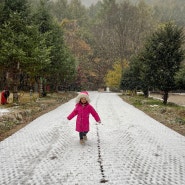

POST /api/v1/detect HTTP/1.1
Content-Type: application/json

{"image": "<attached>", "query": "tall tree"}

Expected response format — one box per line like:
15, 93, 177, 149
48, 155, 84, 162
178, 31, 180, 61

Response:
120, 57, 143, 94
153, 0, 185, 26
49, 0, 69, 22
33, 0, 76, 92
47, 22, 76, 91
175, 65, 185, 90
0, 0, 50, 102
140, 23, 184, 104
86, 0, 156, 89
92, 0, 154, 62
32, 0, 56, 95
68, 0, 87, 26
0, 0, 30, 24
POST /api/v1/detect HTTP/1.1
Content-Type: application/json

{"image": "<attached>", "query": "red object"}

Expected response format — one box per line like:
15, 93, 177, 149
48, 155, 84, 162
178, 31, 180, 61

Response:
1, 90, 7, 105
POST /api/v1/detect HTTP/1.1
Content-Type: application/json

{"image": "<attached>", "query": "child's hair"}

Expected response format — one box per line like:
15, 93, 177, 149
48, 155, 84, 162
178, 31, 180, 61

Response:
76, 91, 90, 103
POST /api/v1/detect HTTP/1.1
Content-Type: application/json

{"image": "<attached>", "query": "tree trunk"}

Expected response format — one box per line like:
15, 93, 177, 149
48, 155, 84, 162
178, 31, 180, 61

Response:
163, 91, 168, 105
39, 77, 43, 97
13, 85, 19, 103
143, 88, 149, 98
12, 62, 20, 103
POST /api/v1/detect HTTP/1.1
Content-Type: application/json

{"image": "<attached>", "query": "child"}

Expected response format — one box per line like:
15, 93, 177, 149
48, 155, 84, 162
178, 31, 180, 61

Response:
67, 91, 101, 144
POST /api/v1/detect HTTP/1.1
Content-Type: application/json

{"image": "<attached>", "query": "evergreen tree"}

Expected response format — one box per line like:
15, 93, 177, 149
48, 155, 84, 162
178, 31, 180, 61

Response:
120, 57, 143, 94
0, 0, 50, 102
47, 22, 76, 91
49, 0, 69, 22
140, 23, 184, 104
175, 65, 185, 90
68, 0, 87, 26
0, 0, 30, 24
32, 0, 76, 92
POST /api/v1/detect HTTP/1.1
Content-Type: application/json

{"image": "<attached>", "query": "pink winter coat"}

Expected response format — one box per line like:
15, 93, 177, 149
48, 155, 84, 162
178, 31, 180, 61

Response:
67, 103, 101, 132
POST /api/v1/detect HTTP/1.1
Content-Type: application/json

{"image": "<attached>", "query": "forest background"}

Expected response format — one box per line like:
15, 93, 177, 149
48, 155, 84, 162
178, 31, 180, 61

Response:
0, 0, 185, 103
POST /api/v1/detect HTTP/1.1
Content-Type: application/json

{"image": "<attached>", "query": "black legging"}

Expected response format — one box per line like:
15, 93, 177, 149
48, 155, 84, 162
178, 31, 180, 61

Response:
79, 131, 88, 139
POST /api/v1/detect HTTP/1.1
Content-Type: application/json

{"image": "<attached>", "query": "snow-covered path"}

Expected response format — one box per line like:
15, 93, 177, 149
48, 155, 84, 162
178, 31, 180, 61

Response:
0, 92, 185, 185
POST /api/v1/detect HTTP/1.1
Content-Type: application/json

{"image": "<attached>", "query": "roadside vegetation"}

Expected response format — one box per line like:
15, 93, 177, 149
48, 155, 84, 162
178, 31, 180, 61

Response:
120, 94, 185, 136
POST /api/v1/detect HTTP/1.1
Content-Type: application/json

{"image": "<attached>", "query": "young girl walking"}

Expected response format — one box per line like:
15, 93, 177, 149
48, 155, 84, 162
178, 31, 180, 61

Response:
67, 91, 101, 144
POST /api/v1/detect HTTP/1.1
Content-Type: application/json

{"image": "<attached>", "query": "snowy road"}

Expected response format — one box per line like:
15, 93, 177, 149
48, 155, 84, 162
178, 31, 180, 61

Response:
0, 92, 185, 185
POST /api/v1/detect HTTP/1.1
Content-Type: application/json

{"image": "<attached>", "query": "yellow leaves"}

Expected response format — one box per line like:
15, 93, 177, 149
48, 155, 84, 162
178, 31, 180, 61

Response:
104, 62, 122, 89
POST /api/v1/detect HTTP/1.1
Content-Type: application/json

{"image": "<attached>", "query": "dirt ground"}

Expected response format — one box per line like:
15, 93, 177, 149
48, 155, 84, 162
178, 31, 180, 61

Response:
150, 93, 185, 106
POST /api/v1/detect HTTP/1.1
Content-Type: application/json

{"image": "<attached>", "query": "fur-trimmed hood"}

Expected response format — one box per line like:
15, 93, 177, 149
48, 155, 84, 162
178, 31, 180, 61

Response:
76, 91, 90, 103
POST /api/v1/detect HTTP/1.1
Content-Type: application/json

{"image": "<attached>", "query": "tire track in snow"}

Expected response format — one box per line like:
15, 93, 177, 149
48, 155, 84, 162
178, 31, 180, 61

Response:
94, 93, 109, 183
13, 124, 61, 185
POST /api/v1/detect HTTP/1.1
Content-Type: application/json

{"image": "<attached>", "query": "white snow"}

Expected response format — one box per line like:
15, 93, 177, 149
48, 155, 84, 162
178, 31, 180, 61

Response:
0, 108, 10, 116
0, 92, 185, 185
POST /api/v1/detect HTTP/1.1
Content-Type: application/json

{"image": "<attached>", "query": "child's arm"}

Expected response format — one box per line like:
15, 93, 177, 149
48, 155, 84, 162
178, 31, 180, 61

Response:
67, 107, 78, 120
90, 106, 101, 123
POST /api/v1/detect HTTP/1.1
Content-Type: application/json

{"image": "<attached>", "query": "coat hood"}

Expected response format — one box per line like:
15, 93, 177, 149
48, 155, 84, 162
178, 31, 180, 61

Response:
76, 91, 90, 103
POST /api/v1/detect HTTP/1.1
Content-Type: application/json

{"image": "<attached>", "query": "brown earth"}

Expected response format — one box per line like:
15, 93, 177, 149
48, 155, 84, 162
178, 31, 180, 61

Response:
150, 93, 185, 106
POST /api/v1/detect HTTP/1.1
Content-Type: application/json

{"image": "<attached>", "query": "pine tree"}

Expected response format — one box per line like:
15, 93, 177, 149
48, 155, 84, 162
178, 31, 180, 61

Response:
141, 23, 184, 104
0, 0, 50, 102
